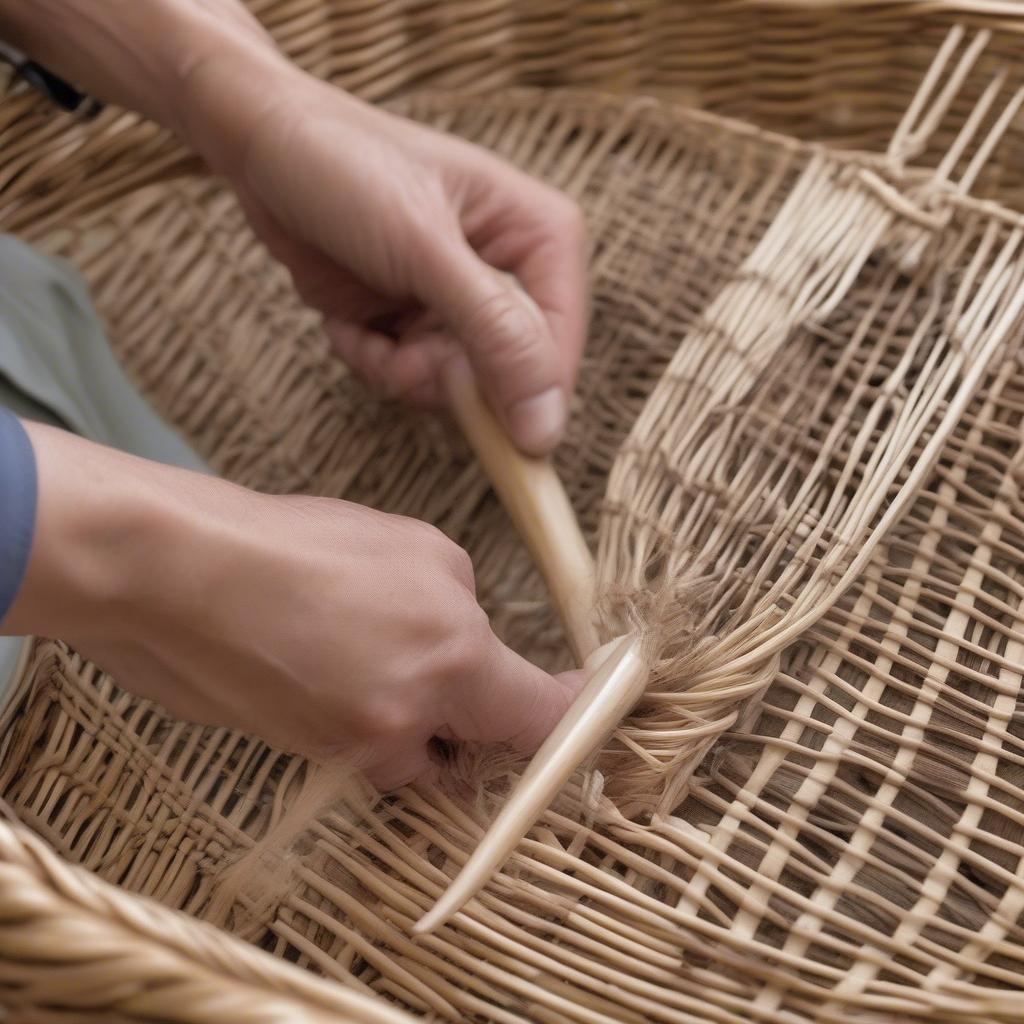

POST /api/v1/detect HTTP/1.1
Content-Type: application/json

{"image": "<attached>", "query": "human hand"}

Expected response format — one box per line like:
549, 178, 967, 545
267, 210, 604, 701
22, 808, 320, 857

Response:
184, 55, 587, 455
4, 424, 583, 788
0, 3, 585, 448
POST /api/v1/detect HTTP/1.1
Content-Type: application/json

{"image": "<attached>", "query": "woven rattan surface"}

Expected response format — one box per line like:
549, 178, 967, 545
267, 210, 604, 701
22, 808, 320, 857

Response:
4, 4, 1024, 1024
8, 0, 1024, 233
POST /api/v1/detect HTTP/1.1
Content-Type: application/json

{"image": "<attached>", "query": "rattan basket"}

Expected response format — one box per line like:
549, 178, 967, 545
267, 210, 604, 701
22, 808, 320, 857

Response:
4, 2, 1024, 1022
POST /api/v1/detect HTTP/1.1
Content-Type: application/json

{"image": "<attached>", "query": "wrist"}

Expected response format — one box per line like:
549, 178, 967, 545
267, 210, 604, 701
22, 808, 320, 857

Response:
172, 18, 303, 176
179, 39, 377, 188
0, 0, 281, 141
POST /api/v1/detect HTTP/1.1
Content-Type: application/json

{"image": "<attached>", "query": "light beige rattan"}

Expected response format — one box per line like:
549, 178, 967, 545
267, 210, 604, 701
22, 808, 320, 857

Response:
3, 3, 1024, 1023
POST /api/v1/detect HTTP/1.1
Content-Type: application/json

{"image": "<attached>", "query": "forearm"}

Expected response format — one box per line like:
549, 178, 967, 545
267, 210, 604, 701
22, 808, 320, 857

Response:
1, 421, 208, 646
0, 0, 293, 168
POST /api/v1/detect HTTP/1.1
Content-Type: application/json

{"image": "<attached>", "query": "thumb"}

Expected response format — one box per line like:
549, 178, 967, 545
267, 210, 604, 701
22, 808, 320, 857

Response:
364, 740, 441, 792
447, 637, 585, 753
424, 241, 567, 455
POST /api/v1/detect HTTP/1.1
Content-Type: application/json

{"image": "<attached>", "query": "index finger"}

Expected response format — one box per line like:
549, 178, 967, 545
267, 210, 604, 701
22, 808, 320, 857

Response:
444, 637, 585, 753
474, 178, 589, 397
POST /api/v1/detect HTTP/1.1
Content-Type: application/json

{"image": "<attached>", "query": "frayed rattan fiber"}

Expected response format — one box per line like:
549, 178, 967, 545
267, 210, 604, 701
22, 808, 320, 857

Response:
4, 4, 1024, 1024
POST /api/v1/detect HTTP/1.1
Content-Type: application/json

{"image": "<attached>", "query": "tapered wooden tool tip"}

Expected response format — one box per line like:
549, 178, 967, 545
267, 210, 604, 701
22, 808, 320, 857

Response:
413, 634, 648, 936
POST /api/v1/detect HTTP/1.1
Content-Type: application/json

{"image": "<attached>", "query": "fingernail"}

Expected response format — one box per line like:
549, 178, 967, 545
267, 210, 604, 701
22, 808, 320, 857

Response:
507, 387, 566, 455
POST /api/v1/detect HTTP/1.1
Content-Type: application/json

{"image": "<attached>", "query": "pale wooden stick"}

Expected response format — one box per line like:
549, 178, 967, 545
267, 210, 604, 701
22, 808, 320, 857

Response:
444, 358, 601, 665
414, 633, 649, 935
424, 365, 641, 933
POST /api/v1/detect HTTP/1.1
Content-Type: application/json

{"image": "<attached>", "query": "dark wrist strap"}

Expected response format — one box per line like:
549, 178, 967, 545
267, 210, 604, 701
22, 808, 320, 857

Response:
0, 40, 102, 118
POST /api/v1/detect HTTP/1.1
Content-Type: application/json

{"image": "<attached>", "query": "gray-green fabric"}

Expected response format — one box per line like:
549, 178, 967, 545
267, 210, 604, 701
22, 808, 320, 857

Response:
0, 233, 209, 693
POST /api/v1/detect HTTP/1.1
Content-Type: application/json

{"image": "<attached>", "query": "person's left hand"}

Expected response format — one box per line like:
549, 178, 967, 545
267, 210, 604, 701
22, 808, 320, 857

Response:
188, 57, 588, 455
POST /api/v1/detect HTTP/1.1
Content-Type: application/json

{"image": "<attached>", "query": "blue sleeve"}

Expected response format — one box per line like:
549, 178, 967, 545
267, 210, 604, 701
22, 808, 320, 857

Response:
0, 408, 37, 622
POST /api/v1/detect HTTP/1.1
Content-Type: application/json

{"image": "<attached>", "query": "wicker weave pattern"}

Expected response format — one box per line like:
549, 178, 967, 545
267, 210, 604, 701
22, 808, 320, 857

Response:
3, 4, 1024, 1023
7, 0, 1024, 230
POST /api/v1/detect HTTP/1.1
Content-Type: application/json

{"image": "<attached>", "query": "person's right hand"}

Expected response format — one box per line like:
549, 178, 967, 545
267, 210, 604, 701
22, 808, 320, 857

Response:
3, 423, 582, 788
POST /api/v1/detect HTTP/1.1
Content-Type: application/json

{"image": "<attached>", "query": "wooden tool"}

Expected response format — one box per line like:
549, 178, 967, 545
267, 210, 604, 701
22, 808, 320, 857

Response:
442, 357, 600, 665
412, 365, 650, 936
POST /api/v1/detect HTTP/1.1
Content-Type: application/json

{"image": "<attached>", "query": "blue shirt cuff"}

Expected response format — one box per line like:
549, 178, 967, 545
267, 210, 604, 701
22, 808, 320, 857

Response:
0, 408, 37, 623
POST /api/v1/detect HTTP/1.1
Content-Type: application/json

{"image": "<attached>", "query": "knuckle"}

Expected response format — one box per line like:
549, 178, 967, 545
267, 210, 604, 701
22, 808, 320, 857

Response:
553, 196, 586, 241
376, 702, 419, 738
431, 603, 492, 684
446, 543, 476, 589
412, 521, 475, 586
463, 291, 543, 367
400, 516, 447, 549
355, 693, 418, 738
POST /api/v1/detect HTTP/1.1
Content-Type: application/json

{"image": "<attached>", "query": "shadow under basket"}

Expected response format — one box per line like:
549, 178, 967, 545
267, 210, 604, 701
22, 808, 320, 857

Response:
4, 5, 1024, 1023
